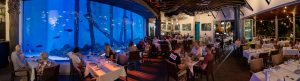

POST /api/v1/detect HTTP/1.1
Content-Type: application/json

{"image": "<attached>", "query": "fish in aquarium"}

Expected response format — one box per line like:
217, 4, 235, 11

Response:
64, 29, 73, 32
36, 44, 43, 48
53, 36, 60, 39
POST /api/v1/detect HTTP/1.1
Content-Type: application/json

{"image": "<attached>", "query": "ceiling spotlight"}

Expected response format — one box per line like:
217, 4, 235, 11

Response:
283, 10, 286, 13
284, 6, 287, 9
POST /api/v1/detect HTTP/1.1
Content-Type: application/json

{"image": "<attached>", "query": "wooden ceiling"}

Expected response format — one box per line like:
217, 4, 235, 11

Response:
253, 2, 300, 20
145, 0, 245, 17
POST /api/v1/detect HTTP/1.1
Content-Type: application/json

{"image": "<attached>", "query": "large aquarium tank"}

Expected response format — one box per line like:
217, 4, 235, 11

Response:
22, 0, 145, 59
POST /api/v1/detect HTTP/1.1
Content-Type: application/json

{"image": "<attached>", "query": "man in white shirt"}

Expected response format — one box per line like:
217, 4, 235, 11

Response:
68, 47, 84, 70
191, 41, 202, 56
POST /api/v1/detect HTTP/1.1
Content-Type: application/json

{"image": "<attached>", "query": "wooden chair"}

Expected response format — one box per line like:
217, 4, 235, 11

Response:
128, 51, 142, 70
171, 40, 178, 50
250, 58, 264, 73
117, 55, 129, 81
69, 58, 76, 81
195, 61, 215, 81
270, 50, 279, 56
165, 60, 187, 81
8, 56, 30, 81
272, 54, 283, 66
160, 44, 171, 57
39, 64, 60, 81
259, 53, 269, 67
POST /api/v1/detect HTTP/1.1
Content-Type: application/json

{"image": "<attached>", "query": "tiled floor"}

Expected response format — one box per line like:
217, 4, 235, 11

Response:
0, 52, 251, 81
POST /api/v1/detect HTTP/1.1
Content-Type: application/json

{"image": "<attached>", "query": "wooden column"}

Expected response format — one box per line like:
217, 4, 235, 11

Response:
8, 0, 20, 51
275, 16, 278, 40
293, 12, 296, 42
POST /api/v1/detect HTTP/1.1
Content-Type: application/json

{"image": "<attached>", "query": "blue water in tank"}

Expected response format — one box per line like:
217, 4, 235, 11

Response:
22, 0, 145, 58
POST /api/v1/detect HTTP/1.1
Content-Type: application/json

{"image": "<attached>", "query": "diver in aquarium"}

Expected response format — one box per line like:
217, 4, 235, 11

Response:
68, 47, 85, 72
103, 43, 116, 60
11, 45, 30, 81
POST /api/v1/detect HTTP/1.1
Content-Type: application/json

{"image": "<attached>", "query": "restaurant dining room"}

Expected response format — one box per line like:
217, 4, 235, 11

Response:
1, 0, 300, 81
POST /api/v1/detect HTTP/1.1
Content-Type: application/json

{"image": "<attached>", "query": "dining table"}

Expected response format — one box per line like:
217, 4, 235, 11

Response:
243, 48, 276, 63
283, 47, 300, 56
250, 60, 300, 81
83, 56, 127, 81
25, 57, 40, 81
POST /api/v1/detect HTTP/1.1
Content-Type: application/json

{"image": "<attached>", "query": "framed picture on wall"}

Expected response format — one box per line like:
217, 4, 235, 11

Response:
201, 23, 211, 31
182, 23, 191, 31
175, 24, 180, 31
167, 23, 172, 30
161, 22, 166, 30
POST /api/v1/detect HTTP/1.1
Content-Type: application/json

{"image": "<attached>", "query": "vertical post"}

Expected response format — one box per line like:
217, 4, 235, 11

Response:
253, 17, 256, 37
145, 18, 149, 36
8, 0, 20, 51
155, 17, 161, 37
86, 0, 95, 52
293, 12, 296, 42
233, 6, 240, 41
130, 12, 133, 41
109, 6, 113, 46
275, 16, 278, 40
74, 0, 79, 47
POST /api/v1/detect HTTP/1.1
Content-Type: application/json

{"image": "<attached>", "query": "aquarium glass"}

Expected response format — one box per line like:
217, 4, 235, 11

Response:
22, 0, 145, 57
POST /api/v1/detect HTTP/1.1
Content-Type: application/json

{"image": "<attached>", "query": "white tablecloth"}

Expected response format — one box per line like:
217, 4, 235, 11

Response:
84, 58, 126, 81
26, 58, 38, 81
243, 49, 275, 62
283, 48, 299, 55
262, 44, 275, 49
278, 41, 290, 46
250, 61, 300, 81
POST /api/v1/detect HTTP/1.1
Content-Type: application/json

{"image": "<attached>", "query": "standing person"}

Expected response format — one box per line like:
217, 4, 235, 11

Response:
167, 44, 186, 70
11, 45, 29, 81
198, 44, 214, 70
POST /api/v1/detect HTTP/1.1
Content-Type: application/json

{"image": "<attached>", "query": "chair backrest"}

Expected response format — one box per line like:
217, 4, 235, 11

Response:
171, 40, 177, 49
7, 56, 15, 71
41, 64, 60, 81
272, 54, 283, 65
270, 50, 279, 56
117, 55, 128, 66
128, 51, 141, 62
250, 58, 263, 73
250, 44, 256, 49
259, 53, 269, 59
165, 59, 179, 79
160, 44, 170, 52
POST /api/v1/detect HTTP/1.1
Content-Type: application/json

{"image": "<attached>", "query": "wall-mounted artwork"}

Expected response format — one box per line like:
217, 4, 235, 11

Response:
201, 23, 212, 31
167, 23, 172, 30
0, 2, 6, 40
161, 22, 166, 30
182, 23, 191, 31
175, 24, 180, 31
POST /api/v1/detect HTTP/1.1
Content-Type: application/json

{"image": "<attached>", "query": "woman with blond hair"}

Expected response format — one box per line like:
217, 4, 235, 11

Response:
36, 52, 56, 75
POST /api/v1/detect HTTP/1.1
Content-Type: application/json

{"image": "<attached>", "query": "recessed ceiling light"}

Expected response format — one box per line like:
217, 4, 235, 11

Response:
284, 6, 287, 9
283, 10, 286, 13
